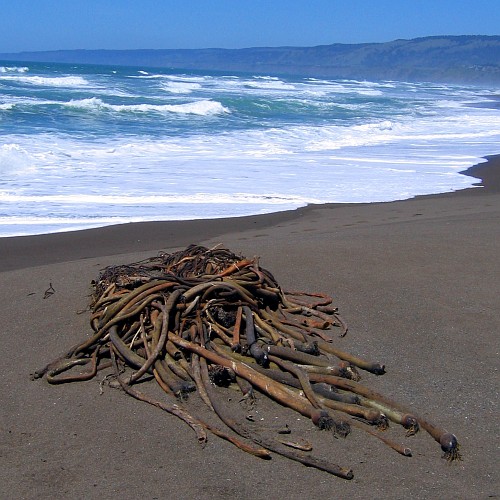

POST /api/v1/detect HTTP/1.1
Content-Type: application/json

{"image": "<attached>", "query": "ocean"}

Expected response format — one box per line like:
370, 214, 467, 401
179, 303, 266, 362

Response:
1, 61, 499, 237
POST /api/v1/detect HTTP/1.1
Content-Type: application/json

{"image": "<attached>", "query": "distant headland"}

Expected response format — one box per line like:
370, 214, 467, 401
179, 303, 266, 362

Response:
1, 35, 499, 84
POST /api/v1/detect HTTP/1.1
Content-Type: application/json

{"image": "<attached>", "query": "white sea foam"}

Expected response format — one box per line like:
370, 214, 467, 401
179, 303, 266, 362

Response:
0, 143, 37, 173
163, 75, 209, 83
130, 73, 208, 83
244, 80, 297, 91
65, 97, 229, 115
0, 216, 140, 225
0, 95, 62, 109
129, 74, 164, 79
0, 74, 90, 87
0, 192, 317, 205
159, 81, 203, 94
0, 66, 29, 73
0, 216, 151, 237
298, 79, 384, 96
166, 100, 229, 115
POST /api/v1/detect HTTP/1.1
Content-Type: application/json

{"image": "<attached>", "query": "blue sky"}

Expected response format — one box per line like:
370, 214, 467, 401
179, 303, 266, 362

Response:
2, 0, 499, 53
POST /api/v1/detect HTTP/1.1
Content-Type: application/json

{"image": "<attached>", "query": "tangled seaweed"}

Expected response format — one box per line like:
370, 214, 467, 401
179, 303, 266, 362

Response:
33, 244, 461, 479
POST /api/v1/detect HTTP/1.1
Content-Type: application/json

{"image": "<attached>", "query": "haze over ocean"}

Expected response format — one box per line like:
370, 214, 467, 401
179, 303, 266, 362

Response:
1, 61, 499, 236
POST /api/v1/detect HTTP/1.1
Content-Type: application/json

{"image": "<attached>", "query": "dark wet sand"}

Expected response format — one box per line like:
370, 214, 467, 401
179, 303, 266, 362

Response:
1, 156, 499, 499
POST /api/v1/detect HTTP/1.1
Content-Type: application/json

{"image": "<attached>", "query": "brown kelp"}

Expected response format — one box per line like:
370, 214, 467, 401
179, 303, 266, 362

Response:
33, 244, 461, 479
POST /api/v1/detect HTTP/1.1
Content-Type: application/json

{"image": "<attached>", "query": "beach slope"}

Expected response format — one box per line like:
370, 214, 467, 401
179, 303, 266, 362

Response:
1, 158, 499, 499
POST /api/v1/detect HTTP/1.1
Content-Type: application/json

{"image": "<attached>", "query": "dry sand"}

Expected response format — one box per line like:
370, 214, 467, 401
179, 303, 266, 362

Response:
1, 157, 499, 499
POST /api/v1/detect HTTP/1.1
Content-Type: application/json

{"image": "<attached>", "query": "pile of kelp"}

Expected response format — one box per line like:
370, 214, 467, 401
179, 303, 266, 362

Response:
33, 244, 461, 479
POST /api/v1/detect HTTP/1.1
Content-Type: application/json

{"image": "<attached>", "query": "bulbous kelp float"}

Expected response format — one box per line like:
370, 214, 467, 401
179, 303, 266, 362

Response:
32, 244, 461, 479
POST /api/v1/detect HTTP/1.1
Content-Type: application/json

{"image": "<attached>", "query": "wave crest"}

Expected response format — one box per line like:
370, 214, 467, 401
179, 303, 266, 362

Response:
0, 66, 29, 73
66, 98, 229, 115
0, 75, 90, 87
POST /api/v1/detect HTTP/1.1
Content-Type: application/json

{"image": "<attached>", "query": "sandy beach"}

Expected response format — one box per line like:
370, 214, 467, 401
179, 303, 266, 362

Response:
1, 156, 499, 499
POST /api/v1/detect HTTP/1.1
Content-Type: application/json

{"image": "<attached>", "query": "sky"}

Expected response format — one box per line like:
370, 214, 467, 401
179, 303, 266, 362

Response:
1, 0, 499, 53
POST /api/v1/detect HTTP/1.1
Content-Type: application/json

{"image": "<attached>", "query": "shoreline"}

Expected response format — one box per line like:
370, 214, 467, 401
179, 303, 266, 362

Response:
1, 153, 499, 498
1, 154, 499, 273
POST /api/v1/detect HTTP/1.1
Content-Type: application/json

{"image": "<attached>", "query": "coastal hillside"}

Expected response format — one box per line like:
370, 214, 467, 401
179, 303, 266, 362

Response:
1, 35, 499, 83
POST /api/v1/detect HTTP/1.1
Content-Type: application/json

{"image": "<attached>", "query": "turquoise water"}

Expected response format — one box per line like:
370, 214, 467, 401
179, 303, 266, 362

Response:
1, 61, 499, 236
